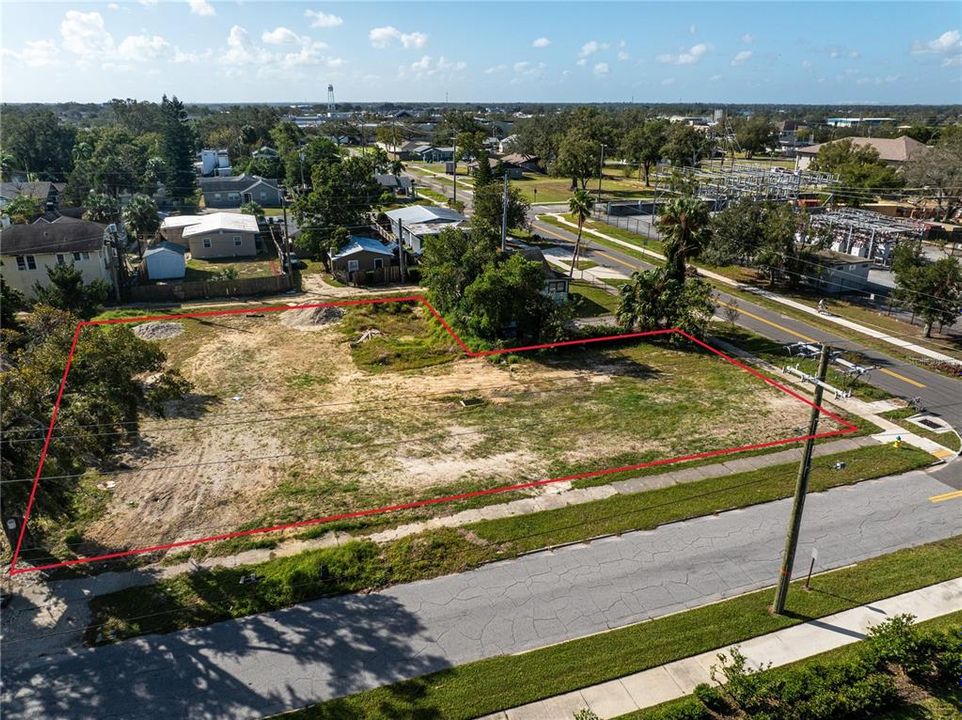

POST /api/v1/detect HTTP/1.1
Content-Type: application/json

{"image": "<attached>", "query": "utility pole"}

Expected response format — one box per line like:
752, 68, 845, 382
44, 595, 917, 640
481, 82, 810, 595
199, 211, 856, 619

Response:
280, 188, 293, 288
772, 343, 831, 615
397, 218, 407, 282
452, 140, 458, 205
500, 172, 509, 252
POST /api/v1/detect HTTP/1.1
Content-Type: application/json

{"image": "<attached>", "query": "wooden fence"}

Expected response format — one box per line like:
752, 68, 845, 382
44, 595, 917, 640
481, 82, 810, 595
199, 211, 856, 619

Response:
126, 273, 292, 303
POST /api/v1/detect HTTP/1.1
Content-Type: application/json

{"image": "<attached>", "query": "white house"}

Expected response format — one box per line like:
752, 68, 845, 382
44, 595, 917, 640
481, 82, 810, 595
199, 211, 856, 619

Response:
383, 205, 466, 254
181, 212, 260, 259
143, 242, 187, 281
0, 217, 116, 298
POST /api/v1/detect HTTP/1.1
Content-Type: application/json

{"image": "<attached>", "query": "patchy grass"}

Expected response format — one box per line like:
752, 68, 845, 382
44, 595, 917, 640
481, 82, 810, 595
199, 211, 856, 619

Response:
514, 174, 656, 203
339, 302, 460, 373
280, 536, 962, 720
880, 408, 962, 452
184, 253, 279, 281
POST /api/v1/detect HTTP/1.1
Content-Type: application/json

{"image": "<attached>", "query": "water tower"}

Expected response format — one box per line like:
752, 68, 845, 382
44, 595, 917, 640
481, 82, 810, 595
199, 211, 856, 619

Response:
327, 84, 335, 114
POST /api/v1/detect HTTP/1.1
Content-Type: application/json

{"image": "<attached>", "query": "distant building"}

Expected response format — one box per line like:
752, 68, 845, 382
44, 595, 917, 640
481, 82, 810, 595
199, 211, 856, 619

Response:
197, 149, 232, 177
0, 217, 116, 298
0, 181, 66, 213
808, 251, 873, 294
383, 205, 466, 254
824, 117, 895, 128
795, 136, 928, 170
375, 174, 414, 197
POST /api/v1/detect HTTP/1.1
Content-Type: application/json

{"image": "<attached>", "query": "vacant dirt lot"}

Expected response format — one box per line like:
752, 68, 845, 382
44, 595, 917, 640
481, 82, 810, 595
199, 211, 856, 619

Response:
75, 302, 835, 554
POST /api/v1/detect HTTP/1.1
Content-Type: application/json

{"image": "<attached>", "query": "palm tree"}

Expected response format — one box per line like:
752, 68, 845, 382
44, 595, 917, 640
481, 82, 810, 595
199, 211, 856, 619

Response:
71, 141, 93, 166
122, 194, 160, 242
567, 189, 595, 278
0, 150, 15, 181
656, 196, 711, 282
83, 192, 119, 223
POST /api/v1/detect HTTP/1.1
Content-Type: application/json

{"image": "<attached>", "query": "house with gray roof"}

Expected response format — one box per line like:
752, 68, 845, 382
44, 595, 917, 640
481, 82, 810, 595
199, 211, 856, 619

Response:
330, 235, 398, 284
383, 205, 466, 254
199, 174, 283, 208
0, 181, 66, 213
0, 218, 116, 298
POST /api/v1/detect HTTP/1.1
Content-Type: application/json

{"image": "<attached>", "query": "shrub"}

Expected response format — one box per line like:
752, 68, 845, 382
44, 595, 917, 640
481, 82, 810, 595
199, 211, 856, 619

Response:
692, 682, 728, 713
647, 698, 712, 720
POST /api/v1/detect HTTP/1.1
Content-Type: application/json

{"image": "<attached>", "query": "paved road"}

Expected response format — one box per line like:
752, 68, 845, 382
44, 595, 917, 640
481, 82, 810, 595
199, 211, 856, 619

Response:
530, 210, 962, 437
3, 466, 960, 719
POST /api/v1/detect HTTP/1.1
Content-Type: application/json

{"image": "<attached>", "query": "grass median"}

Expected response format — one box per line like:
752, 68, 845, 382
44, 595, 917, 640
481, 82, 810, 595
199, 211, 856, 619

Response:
86, 443, 932, 645
283, 536, 962, 719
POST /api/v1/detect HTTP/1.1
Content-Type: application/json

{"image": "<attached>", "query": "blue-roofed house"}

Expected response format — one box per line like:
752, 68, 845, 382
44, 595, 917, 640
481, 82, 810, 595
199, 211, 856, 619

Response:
330, 235, 398, 284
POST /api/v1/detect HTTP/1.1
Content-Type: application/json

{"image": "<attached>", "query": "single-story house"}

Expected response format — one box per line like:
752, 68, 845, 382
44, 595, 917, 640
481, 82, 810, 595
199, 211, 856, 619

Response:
409, 144, 454, 163
795, 136, 928, 171
383, 205, 466, 254
497, 135, 519, 154
375, 140, 423, 160
179, 212, 260, 259
160, 214, 205, 244
375, 174, 414, 197
0, 181, 65, 213
403, 220, 468, 255
330, 235, 397, 284
252, 146, 279, 159
500, 153, 544, 174
807, 251, 873, 294
199, 174, 283, 209
143, 241, 187, 281
466, 157, 523, 180
0, 217, 116, 298
507, 244, 570, 304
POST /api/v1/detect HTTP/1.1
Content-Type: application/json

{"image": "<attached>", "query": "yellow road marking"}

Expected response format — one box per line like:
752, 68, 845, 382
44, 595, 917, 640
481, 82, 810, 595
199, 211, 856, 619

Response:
929, 488, 962, 503
879, 367, 926, 388
532, 222, 574, 244
717, 301, 818, 344
595, 250, 638, 272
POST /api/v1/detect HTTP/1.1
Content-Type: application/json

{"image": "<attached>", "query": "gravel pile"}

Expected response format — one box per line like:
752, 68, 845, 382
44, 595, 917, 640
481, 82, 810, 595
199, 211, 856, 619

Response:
280, 306, 345, 331
133, 321, 184, 341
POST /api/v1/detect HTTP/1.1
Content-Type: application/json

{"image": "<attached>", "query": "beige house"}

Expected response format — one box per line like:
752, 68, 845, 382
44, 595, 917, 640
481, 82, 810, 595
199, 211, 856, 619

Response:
181, 213, 259, 259
795, 136, 928, 170
0, 217, 116, 299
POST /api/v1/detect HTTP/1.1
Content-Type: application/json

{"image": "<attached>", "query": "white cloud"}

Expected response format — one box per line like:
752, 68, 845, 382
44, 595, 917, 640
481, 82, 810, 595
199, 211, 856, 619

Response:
731, 50, 752, 66
658, 43, 709, 65
485, 64, 507, 74
576, 58, 587, 66
369, 25, 427, 49
618, 50, 629, 61
913, 29, 961, 53
262, 27, 301, 45
402, 54, 465, 79
117, 34, 169, 61
138, 0, 159, 6
944, 55, 962, 67
188, 0, 215, 16
2, 39, 62, 68
107, 3, 120, 10
512, 61, 546, 83
279, 40, 334, 69
593, 62, 609, 76
532, 37, 550, 48
709, 74, 723, 81
801, 59, 813, 68
304, 10, 343, 28
578, 40, 608, 58
741, 33, 754, 44
60, 10, 114, 58
661, 77, 675, 86
689, 24, 697, 35
849, 50, 860, 58
172, 46, 212, 64
220, 25, 267, 65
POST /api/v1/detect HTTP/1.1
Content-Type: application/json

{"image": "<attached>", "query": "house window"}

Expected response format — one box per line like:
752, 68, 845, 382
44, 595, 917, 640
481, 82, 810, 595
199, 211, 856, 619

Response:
83, 252, 90, 260
56, 253, 66, 266
73, 252, 82, 262
259, 191, 268, 200
233, 236, 242, 246
26, 256, 36, 270
203, 238, 212, 248
15, 256, 25, 271
228, 192, 240, 201
347, 259, 359, 272
374, 258, 384, 270
214, 193, 222, 200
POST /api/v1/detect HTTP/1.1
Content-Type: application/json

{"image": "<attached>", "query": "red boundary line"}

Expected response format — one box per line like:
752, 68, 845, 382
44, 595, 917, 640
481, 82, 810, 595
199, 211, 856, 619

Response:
9, 295, 857, 575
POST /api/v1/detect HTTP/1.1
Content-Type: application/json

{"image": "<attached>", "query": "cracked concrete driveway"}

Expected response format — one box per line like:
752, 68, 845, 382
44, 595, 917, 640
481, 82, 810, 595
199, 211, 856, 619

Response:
3, 463, 960, 719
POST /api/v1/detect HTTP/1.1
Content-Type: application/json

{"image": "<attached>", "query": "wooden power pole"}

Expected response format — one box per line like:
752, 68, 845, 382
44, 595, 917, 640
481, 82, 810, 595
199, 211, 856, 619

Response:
772, 343, 831, 614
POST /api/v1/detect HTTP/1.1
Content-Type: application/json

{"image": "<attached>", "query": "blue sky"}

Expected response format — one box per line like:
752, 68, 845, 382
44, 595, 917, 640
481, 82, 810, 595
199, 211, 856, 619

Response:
2, 1, 960, 104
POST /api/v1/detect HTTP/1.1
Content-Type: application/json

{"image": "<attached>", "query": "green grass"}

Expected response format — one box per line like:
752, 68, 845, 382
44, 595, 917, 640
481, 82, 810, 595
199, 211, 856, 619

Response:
184, 254, 279, 281
513, 173, 656, 203
880, 408, 962, 453
339, 302, 460, 373
86, 443, 932, 645
281, 535, 962, 719
568, 280, 618, 317
621, 610, 962, 720
414, 187, 448, 205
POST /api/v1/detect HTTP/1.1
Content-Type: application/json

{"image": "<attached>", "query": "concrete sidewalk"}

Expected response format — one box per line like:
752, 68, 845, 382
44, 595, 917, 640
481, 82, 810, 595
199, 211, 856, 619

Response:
545, 213, 961, 367
478, 576, 962, 720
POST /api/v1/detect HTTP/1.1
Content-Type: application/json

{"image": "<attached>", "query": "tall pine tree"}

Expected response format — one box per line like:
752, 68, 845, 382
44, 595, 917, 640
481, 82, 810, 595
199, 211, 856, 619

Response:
160, 95, 196, 202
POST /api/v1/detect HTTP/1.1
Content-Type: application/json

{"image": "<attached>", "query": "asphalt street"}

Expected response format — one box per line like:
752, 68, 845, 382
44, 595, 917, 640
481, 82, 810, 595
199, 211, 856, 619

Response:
529, 208, 962, 434
3, 466, 959, 719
